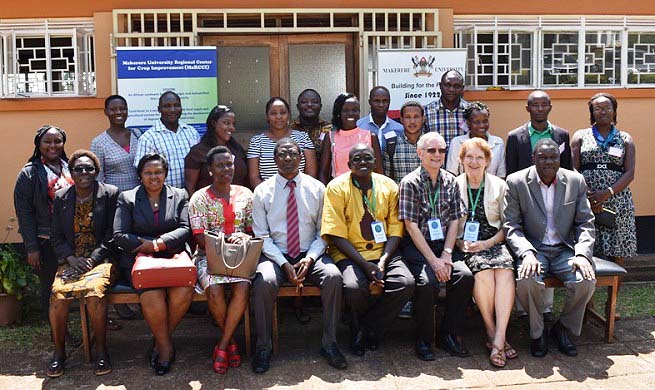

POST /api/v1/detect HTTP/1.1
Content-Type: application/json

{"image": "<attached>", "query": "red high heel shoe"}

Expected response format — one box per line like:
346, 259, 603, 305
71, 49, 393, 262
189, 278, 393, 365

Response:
212, 345, 229, 374
227, 342, 242, 368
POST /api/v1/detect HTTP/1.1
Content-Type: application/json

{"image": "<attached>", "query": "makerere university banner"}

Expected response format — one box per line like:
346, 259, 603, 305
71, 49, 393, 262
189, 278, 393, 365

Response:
116, 47, 218, 134
376, 49, 466, 117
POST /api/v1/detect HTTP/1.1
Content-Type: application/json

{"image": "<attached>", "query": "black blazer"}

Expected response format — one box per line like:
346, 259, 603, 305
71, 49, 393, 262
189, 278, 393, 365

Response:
505, 122, 572, 176
113, 185, 190, 268
50, 182, 120, 265
14, 160, 54, 253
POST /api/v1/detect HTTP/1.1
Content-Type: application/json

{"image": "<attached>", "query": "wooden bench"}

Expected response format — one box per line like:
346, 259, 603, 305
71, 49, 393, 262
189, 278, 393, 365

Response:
272, 285, 322, 354
543, 257, 626, 342
78, 286, 251, 364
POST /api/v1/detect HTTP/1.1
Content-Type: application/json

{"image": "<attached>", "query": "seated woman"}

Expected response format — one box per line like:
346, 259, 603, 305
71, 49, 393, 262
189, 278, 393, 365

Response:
189, 145, 254, 374
185, 105, 249, 196
47, 149, 119, 377
446, 101, 506, 178
113, 153, 192, 376
454, 138, 515, 368
319, 93, 383, 184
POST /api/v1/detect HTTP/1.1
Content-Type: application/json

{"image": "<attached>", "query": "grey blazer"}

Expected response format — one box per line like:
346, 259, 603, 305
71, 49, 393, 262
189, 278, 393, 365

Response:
113, 185, 190, 268
503, 166, 595, 262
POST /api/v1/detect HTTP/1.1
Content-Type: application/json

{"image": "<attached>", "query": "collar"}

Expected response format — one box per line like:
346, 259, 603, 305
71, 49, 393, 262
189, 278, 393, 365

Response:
291, 117, 330, 130
366, 113, 393, 130
537, 173, 557, 188
419, 166, 443, 187
528, 121, 552, 136
438, 97, 469, 112
155, 119, 183, 132
276, 172, 301, 188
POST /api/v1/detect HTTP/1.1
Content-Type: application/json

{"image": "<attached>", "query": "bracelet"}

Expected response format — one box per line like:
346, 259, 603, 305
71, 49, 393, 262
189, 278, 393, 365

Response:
608, 187, 615, 196
153, 239, 160, 252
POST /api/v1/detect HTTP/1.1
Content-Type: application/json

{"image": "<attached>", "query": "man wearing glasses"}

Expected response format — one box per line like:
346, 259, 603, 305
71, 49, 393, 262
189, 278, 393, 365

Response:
398, 132, 473, 360
423, 69, 470, 152
322, 144, 415, 357
251, 138, 346, 373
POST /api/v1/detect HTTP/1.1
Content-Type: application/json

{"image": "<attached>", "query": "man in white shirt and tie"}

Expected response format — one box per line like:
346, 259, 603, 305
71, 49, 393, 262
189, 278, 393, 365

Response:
251, 138, 346, 373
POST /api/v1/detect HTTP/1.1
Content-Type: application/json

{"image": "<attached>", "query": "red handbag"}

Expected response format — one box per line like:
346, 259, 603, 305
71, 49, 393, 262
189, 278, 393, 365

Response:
131, 252, 196, 289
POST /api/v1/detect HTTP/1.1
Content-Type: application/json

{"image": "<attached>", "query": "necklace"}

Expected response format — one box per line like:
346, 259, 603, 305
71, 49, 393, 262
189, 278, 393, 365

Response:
76, 193, 93, 203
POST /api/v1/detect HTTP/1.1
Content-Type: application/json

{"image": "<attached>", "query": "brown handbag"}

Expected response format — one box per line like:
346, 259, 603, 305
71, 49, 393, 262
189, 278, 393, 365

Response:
204, 231, 263, 279
131, 251, 196, 289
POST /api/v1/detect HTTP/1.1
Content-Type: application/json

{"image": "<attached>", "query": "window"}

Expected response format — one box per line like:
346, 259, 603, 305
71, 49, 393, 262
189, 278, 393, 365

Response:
0, 20, 95, 97
454, 16, 655, 89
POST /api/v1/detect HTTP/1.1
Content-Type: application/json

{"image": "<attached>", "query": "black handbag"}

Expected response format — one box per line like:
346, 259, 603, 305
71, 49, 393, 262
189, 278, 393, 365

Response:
594, 208, 617, 229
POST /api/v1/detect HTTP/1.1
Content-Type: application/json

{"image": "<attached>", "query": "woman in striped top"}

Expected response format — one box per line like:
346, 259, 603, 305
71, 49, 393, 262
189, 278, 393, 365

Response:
247, 97, 317, 187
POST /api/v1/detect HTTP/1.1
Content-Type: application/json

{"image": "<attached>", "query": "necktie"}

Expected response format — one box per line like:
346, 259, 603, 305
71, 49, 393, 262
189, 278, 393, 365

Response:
286, 180, 300, 259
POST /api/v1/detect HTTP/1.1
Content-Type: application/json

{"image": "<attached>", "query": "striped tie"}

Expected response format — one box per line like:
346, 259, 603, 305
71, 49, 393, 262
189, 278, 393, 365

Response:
286, 180, 300, 259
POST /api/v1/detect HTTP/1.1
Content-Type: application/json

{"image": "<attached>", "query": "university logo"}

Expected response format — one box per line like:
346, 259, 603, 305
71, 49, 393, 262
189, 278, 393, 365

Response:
411, 55, 436, 77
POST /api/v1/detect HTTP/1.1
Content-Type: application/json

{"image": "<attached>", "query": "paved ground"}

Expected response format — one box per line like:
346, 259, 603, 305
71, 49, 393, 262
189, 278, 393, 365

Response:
1, 302, 654, 390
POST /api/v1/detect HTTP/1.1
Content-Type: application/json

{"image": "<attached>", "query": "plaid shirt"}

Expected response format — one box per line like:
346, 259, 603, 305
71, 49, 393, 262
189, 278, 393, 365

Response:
398, 166, 466, 242
133, 119, 200, 189
383, 131, 421, 184
90, 131, 140, 191
423, 97, 471, 149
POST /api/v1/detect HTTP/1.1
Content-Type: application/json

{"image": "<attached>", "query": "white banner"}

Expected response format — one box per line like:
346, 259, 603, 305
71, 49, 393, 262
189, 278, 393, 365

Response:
376, 49, 467, 116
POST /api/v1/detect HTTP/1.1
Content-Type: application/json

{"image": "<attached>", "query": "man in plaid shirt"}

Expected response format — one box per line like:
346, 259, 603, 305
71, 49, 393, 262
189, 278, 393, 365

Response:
423, 70, 470, 152
398, 131, 473, 361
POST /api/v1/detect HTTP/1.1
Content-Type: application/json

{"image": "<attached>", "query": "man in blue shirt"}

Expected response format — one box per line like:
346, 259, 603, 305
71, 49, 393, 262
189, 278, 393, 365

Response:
357, 86, 404, 153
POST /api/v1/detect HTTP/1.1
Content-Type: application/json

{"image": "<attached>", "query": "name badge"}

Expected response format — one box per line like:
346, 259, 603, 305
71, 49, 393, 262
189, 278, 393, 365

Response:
463, 221, 480, 242
383, 131, 397, 140
559, 142, 566, 154
608, 146, 623, 158
319, 132, 327, 142
371, 221, 387, 244
428, 218, 444, 241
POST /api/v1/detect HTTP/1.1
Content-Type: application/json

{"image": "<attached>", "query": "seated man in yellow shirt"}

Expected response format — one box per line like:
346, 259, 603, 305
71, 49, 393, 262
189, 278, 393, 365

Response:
322, 143, 415, 356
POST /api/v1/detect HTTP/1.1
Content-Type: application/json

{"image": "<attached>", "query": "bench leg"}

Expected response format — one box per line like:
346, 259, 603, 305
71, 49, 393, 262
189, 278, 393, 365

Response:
604, 277, 619, 343
272, 301, 278, 355
244, 303, 251, 358
79, 298, 92, 363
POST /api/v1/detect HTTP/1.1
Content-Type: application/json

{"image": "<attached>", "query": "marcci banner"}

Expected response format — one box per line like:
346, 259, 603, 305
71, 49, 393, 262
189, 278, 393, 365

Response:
116, 47, 218, 134
376, 49, 467, 117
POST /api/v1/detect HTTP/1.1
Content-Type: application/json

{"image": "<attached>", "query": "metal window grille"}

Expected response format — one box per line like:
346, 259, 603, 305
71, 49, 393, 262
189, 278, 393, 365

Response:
0, 19, 95, 97
454, 15, 655, 89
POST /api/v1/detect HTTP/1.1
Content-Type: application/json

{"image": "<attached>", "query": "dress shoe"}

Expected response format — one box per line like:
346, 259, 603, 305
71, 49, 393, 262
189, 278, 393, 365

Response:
550, 321, 578, 357
46, 354, 65, 378
320, 343, 348, 369
398, 301, 413, 319
114, 303, 135, 320
529, 332, 548, 358
154, 350, 175, 376
438, 333, 470, 357
543, 311, 555, 323
415, 340, 435, 361
366, 329, 379, 351
251, 346, 271, 374
350, 330, 366, 356
294, 307, 311, 324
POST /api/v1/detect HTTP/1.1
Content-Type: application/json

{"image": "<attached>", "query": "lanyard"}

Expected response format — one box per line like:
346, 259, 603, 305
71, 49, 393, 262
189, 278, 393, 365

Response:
353, 177, 377, 219
423, 180, 440, 217
467, 181, 484, 221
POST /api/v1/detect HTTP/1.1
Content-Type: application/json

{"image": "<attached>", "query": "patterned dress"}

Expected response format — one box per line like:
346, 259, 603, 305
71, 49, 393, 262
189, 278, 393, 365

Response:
579, 128, 637, 258
189, 185, 254, 291
462, 188, 514, 273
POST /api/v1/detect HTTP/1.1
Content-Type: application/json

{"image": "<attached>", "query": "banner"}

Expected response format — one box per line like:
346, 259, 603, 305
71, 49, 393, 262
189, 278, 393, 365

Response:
116, 47, 218, 134
376, 49, 467, 117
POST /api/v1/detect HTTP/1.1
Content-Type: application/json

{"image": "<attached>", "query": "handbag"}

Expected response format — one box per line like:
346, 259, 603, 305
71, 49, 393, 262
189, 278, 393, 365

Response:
594, 207, 617, 229
204, 231, 263, 279
131, 251, 196, 289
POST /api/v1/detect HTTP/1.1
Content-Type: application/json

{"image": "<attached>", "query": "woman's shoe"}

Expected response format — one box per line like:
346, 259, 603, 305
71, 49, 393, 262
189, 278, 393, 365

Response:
489, 344, 506, 368
503, 342, 518, 359
94, 354, 113, 376
154, 350, 175, 376
148, 342, 158, 368
227, 342, 242, 368
213, 346, 229, 374
46, 354, 66, 378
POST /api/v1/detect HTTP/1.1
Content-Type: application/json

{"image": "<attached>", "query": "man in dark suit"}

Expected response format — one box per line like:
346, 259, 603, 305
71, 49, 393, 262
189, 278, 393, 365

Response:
504, 139, 596, 358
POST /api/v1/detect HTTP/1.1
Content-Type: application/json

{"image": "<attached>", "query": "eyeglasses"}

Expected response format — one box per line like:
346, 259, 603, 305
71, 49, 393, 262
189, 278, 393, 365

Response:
352, 155, 375, 163
72, 166, 96, 173
593, 106, 613, 113
424, 147, 447, 155
276, 151, 301, 159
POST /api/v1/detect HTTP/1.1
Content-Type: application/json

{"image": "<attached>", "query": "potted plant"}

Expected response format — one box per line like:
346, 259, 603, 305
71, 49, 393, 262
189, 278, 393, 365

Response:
0, 217, 37, 326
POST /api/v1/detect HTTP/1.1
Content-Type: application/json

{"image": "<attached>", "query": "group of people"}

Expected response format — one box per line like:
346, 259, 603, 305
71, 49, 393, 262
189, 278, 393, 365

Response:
13, 68, 636, 379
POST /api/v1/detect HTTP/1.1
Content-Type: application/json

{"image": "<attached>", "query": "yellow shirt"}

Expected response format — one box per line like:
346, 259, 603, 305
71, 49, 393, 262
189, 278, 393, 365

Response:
321, 172, 404, 262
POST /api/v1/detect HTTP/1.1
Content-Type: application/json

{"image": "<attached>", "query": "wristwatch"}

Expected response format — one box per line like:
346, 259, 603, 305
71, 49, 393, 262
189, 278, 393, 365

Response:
443, 247, 453, 255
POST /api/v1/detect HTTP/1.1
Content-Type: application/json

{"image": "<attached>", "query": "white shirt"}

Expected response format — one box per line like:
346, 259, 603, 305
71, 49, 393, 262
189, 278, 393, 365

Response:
446, 133, 506, 178
538, 176, 562, 245
252, 172, 327, 266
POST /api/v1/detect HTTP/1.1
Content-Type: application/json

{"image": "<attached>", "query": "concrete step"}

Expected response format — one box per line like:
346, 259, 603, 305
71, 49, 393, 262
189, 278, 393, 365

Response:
624, 254, 655, 282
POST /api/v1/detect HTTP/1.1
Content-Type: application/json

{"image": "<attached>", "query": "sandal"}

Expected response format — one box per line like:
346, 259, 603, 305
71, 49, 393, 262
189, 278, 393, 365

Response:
504, 342, 518, 359
489, 344, 506, 368
46, 354, 66, 378
94, 354, 113, 376
227, 342, 242, 368
212, 345, 229, 374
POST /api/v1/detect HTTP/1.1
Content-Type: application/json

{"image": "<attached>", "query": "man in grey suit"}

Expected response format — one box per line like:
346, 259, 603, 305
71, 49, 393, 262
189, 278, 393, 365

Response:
504, 138, 596, 358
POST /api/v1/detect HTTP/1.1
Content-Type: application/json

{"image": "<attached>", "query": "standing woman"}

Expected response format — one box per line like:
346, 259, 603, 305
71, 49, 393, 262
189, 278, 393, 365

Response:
572, 93, 637, 294
113, 153, 193, 376
247, 97, 317, 187
319, 93, 383, 184
90, 95, 140, 192
454, 138, 515, 368
189, 146, 253, 374
185, 105, 248, 195
14, 125, 74, 316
